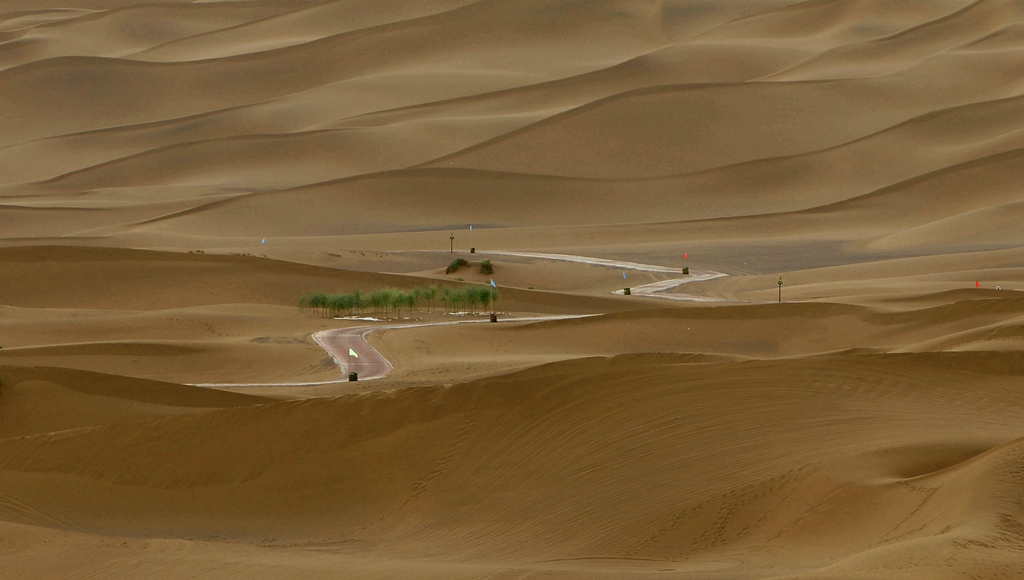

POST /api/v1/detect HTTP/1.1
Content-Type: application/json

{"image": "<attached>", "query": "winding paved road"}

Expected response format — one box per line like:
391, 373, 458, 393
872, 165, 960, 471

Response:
483, 250, 729, 301
611, 271, 728, 301
191, 315, 594, 388
193, 251, 729, 388
484, 251, 683, 273
314, 325, 393, 381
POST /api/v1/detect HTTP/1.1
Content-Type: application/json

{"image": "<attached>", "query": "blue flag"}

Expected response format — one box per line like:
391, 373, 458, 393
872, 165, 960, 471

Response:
490, 279, 496, 288
623, 272, 627, 279
261, 239, 265, 244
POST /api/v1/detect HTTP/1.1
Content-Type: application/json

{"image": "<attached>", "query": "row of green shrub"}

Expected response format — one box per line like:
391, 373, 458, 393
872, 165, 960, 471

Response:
299, 284, 498, 318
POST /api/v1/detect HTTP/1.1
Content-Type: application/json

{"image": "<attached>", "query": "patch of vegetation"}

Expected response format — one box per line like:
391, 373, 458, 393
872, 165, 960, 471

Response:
479, 260, 493, 275
300, 283, 498, 318
446, 258, 468, 274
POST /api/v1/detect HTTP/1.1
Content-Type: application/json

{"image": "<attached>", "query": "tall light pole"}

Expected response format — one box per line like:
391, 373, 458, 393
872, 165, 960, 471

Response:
450, 233, 455, 253
778, 277, 783, 303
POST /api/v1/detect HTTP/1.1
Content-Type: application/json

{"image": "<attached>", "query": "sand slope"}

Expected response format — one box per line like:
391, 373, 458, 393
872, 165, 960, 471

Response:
2, 352, 1024, 578
2, 0, 1024, 577
0, 0, 1021, 262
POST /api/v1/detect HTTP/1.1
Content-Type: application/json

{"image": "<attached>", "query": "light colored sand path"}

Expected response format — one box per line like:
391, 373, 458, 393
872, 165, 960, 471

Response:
482, 250, 730, 301
484, 250, 684, 273
315, 324, 392, 381
190, 315, 594, 388
612, 271, 730, 302
190, 250, 735, 390
191, 251, 732, 389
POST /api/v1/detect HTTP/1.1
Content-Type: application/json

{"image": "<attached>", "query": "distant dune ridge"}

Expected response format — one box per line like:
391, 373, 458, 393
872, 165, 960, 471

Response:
1, 0, 1023, 251
2, 0, 1024, 578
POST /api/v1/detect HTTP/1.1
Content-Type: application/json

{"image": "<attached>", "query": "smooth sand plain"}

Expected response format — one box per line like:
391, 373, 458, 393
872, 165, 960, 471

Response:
2, 1, 1024, 578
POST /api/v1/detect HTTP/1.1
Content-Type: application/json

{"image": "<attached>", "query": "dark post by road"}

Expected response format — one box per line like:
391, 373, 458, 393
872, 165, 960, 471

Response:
450, 233, 455, 253
490, 280, 498, 322
778, 277, 783, 303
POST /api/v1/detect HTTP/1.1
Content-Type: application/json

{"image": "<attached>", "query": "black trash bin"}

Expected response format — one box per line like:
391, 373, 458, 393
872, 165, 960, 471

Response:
349, 372, 358, 382
624, 287, 631, 295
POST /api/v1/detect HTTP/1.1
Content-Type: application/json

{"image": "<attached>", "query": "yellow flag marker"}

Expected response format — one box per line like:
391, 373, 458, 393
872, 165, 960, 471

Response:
349, 348, 358, 358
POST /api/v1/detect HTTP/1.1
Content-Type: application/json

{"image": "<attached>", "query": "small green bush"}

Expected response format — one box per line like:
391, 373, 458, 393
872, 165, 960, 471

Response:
479, 260, 493, 275
446, 258, 468, 274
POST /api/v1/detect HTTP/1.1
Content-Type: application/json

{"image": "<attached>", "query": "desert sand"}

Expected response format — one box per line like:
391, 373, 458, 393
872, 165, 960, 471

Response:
2, 0, 1024, 578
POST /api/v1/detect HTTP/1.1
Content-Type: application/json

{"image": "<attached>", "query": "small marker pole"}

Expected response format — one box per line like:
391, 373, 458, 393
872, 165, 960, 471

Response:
778, 277, 783, 303
348, 348, 359, 381
450, 233, 455, 254
490, 279, 497, 322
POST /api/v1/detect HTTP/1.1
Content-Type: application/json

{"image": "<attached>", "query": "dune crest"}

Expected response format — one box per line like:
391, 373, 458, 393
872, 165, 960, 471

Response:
2, 0, 1024, 578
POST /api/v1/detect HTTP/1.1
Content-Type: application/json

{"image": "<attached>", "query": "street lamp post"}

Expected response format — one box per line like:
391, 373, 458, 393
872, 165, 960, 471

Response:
778, 277, 783, 303
450, 233, 455, 253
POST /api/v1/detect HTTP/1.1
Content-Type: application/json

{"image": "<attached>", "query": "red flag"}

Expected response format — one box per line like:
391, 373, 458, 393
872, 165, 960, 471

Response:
976, 281, 981, 288
682, 253, 687, 259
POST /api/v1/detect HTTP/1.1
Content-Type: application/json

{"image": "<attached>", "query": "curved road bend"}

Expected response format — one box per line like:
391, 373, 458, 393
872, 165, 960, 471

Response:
483, 251, 683, 273
193, 252, 733, 388
190, 315, 595, 388
611, 271, 728, 301
314, 325, 392, 380
483, 250, 729, 301
410, 249, 731, 300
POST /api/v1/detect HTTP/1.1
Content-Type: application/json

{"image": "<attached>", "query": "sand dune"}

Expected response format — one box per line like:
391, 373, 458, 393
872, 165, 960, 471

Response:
3, 352, 1024, 577
369, 295, 1024, 382
765, 0, 1024, 80
0, 3, 288, 70
118, 91, 1024, 237
2, 0, 1024, 577
1, 0, 1019, 260
0, 365, 266, 439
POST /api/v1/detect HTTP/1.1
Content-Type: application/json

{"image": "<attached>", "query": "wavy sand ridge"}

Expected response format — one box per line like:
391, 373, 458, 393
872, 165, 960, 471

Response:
0, 0, 1020, 263
2, 352, 1024, 578
0, 246, 640, 386
2, 1, 1024, 578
